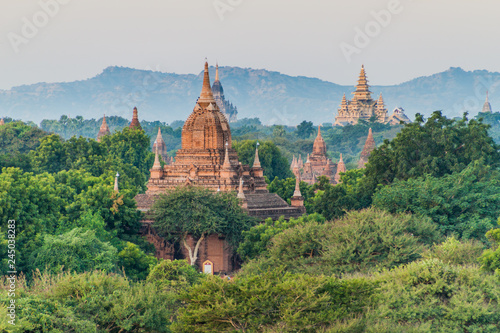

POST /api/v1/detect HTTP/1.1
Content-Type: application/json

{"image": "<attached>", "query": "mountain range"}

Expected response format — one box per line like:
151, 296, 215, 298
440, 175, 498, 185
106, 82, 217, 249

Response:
1, 66, 499, 126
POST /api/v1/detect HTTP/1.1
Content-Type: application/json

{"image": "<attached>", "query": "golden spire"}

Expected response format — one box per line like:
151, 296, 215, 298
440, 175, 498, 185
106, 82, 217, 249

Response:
377, 93, 386, 113
215, 62, 219, 82
0, 118, 4, 126
198, 61, 215, 105
353, 65, 372, 101
252, 142, 261, 168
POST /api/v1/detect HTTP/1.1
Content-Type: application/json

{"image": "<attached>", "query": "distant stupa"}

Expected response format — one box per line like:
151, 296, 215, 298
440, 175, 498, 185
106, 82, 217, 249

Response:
482, 91, 493, 113
211, 63, 238, 122
97, 115, 110, 142
129, 107, 142, 130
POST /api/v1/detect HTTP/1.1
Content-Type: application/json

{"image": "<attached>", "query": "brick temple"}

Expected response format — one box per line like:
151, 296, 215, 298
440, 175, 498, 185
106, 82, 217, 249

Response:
291, 126, 338, 185
135, 62, 305, 274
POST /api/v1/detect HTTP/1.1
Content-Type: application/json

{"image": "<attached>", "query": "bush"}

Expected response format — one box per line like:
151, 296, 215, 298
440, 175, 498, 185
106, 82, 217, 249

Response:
242, 208, 441, 276
424, 237, 484, 266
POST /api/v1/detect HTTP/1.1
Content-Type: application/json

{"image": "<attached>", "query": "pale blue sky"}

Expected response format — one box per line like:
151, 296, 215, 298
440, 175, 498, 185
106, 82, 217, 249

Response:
0, 0, 498, 89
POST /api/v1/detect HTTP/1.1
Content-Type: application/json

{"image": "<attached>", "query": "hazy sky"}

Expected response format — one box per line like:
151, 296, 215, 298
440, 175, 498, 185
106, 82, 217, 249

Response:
1, 0, 499, 90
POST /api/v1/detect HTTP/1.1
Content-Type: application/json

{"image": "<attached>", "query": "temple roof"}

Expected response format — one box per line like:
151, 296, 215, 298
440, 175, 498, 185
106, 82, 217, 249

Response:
181, 62, 232, 150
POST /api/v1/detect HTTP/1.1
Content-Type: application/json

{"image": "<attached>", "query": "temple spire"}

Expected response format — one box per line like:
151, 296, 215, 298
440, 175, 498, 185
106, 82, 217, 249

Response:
198, 61, 215, 105
114, 172, 119, 192
0, 118, 5, 126
353, 65, 371, 100
156, 127, 163, 142
97, 114, 111, 142
253, 142, 261, 168
215, 62, 219, 82
482, 91, 493, 113
377, 93, 385, 108
293, 173, 302, 197
152, 143, 161, 170
334, 154, 346, 183
358, 128, 376, 168
129, 107, 142, 130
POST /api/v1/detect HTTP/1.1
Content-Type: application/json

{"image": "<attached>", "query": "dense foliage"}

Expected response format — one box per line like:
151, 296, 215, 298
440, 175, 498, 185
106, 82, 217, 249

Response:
3, 111, 500, 331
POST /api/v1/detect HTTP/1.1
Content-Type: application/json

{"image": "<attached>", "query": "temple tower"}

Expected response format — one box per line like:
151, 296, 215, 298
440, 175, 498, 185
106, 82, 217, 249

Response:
211, 63, 238, 122
334, 154, 346, 183
129, 107, 142, 130
296, 125, 336, 185
153, 127, 169, 164
97, 115, 111, 142
482, 91, 493, 113
358, 128, 376, 168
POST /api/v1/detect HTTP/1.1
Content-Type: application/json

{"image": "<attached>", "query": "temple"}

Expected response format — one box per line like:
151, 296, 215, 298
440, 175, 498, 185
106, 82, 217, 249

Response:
152, 127, 172, 164
335, 66, 388, 126
358, 128, 376, 168
212, 64, 238, 122
97, 115, 110, 142
481, 92, 493, 113
387, 107, 411, 125
291, 125, 337, 184
135, 62, 305, 274
129, 107, 142, 130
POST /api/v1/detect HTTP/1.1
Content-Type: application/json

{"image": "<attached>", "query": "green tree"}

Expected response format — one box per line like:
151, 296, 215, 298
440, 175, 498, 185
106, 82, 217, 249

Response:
296, 120, 315, 139
479, 223, 500, 276
232, 140, 292, 180
364, 111, 500, 192
237, 213, 325, 262
243, 208, 440, 276
118, 242, 158, 281
173, 267, 375, 332
31, 228, 118, 274
147, 259, 202, 288
362, 259, 500, 331
267, 176, 312, 204
373, 160, 500, 240
152, 186, 256, 265
272, 125, 286, 137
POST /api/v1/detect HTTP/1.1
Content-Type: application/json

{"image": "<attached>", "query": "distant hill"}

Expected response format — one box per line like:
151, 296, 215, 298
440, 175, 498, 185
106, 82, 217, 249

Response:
0, 66, 499, 126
